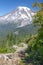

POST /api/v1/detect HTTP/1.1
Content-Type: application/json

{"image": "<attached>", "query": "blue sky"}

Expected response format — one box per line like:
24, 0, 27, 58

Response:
0, 0, 43, 16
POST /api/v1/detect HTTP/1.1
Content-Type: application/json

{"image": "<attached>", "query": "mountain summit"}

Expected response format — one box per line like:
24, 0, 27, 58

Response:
0, 6, 35, 27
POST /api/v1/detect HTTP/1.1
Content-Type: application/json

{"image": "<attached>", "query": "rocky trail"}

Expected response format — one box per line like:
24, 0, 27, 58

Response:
0, 43, 27, 65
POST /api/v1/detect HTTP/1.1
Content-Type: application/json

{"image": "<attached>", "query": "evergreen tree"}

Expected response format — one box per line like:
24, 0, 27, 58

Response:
25, 1, 43, 65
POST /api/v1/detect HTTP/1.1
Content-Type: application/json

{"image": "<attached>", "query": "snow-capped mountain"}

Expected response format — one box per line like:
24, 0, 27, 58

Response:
0, 6, 35, 27
0, 6, 38, 39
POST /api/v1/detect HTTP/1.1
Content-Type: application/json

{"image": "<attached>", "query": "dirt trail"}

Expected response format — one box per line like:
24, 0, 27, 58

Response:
0, 43, 27, 65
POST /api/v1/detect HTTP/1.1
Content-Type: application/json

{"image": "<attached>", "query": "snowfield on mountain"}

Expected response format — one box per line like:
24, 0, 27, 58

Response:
0, 6, 35, 27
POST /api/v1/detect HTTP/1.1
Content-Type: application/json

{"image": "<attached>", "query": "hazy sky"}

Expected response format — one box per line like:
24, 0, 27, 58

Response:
0, 0, 43, 16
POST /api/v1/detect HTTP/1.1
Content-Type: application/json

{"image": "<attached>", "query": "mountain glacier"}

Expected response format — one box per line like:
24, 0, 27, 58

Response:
0, 6, 35, 27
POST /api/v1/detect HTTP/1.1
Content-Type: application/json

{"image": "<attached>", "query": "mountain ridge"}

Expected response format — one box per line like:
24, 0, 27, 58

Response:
0, 6, 35, 27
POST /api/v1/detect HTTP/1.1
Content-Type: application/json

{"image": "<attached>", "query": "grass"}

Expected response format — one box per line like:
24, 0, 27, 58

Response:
0, 47, 16, 53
